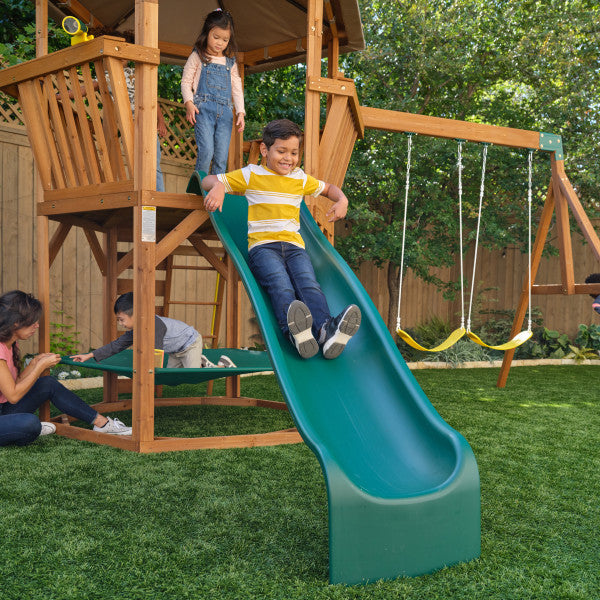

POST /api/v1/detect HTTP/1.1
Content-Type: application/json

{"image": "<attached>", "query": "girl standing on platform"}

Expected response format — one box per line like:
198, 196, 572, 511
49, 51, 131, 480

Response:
0, 291, 132, 446
181, 9, 245, 175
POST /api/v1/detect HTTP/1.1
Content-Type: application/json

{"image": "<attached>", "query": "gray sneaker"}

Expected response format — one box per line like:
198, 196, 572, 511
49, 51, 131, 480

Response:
218, 355, 237, 368
287, 300, 319, 359
93, 417, 132, 436
40, 422, 56, 436
201, 354, 217, 368
321, 304, 361, 359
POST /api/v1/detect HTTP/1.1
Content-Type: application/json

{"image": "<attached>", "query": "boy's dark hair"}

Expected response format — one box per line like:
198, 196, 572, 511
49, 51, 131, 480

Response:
194, 9, 237, 63
262, 119, 303, 149
114, 292, 134, 315
584, 273, 600, 298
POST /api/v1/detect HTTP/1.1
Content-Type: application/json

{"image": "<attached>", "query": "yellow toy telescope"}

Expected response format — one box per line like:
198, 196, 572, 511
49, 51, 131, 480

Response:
62, 16, 94, 45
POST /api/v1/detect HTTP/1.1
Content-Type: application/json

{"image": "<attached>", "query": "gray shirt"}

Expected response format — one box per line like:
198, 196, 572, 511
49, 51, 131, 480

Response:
92, 315, 199, 362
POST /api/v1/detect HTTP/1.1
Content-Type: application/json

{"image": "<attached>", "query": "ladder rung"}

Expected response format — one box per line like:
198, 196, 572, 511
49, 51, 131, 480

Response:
166, 300, 219, 306
171, 265, 218, 271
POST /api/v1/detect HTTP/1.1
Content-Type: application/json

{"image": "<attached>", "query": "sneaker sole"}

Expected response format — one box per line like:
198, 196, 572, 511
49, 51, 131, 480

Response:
218, 356, 237, 368
287, 300, 319, 359
323, 305, 361, 359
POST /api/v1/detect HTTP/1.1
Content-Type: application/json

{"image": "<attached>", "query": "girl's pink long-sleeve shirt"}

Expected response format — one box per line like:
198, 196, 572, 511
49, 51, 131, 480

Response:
181, 51, 245, 115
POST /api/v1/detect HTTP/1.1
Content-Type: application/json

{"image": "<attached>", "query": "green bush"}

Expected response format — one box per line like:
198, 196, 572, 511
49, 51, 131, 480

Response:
574, 323, 600, 353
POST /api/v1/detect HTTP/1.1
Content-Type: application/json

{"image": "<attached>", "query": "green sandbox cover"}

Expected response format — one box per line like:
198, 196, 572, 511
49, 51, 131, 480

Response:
60, 348, 272, 386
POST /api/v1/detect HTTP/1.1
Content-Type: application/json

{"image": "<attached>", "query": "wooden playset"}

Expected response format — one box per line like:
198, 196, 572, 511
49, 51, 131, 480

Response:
0, 0, 597, 456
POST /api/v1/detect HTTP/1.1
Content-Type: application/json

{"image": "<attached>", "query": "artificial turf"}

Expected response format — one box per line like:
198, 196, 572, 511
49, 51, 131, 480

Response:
0, 366, 598, 599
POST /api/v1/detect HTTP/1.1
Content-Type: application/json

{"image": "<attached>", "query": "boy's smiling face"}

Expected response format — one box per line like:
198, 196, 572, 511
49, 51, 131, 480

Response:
116, 312, 134, 330
260, 136, 300, 175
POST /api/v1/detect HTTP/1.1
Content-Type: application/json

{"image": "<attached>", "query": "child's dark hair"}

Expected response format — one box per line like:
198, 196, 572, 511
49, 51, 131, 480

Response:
114, 292, 134, 316
584, 273, 600, 298
194, 9, 237, 63
262, 119, 303, 149
0, 290, 42, 372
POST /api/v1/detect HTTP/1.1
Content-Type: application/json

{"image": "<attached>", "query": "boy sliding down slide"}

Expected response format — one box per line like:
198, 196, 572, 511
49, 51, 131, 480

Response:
202, 119, 361, 359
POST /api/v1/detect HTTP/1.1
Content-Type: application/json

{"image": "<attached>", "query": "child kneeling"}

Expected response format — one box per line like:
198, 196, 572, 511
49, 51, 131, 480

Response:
71, 292, 234, 368
202, 119, 361, 359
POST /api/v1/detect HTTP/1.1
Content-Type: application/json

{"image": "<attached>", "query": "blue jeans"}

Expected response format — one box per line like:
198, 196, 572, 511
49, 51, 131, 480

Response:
248, 242, 331, 337
0, 376, 97, 447
194, 99, 233, 175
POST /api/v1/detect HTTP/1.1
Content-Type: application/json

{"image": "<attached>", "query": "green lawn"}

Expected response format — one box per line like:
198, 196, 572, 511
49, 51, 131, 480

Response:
1, 366, 598, 600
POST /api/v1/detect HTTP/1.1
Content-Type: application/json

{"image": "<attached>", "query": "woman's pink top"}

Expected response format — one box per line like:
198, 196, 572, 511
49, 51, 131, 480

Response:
0, 342, 17, 404
181, 51, 245, 115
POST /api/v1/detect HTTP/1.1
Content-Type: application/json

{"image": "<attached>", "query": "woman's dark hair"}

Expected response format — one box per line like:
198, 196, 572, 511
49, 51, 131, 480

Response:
194, 9, 237, 63
262, 119, 303, 149
0, 290, 42, 371
114, 292, 134, 316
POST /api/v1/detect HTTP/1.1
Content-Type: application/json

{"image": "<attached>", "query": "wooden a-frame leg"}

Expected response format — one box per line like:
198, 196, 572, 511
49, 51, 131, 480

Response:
497, 179, 556, 388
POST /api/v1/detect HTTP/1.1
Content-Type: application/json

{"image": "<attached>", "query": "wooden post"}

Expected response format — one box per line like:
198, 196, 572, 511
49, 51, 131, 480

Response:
36, 0, 51, 421
225, 255, 241, 398
551, 157, 575, 294
103, 228, 119, 403
304, 0, 323, 176
132, 0, 159, 446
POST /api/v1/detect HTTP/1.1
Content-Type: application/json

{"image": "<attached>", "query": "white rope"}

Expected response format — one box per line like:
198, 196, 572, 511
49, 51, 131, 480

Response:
527, 149, 533, 331
467, 144, 488, 331
457, 141, 465, 329
396, 134, 413, 331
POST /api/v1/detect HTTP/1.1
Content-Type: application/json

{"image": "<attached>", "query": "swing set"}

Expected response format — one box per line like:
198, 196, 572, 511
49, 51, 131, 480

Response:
396, 136, 534, 353
357, 105, 600, 387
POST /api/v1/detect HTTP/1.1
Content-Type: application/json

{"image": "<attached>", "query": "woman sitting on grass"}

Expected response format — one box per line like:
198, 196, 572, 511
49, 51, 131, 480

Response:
0, 290, 132, 446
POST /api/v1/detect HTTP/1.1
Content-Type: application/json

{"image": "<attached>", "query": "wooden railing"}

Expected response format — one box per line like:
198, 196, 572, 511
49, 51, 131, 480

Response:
0, 36, 159, 193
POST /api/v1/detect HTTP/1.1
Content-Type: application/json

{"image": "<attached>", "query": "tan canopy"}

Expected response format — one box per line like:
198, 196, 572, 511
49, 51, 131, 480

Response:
46, 0, 364, 72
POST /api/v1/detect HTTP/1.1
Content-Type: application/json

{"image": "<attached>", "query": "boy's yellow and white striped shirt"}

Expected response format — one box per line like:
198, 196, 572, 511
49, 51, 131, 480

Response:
217, 165, 325, 250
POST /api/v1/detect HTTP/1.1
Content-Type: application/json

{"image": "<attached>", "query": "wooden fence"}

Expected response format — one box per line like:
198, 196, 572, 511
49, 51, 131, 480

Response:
1, 106, 599, 357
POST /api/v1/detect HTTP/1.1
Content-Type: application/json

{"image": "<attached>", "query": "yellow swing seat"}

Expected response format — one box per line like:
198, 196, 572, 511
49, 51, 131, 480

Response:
397, 327, 466, 352
466, 329, 532, 351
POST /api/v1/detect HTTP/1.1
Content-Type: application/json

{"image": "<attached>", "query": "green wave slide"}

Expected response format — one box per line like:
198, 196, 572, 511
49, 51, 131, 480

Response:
187, 173, 480, 585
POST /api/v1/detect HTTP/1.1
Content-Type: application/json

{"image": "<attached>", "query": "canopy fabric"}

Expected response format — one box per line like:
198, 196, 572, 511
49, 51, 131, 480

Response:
46, 0, 365, 72
60, 348, 273, 385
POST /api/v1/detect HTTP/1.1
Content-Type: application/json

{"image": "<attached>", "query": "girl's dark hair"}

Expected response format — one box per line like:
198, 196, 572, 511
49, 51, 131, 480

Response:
262, 119, 303, 149
0, 290, 42, 372
114, 292, 134, 316
194, 9, 237, 63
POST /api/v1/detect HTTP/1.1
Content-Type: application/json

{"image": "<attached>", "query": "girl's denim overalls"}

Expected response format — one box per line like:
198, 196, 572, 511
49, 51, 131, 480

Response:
193, 55, 235, 175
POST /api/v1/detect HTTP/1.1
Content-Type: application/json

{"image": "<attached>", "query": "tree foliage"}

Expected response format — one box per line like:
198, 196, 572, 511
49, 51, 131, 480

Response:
335, 0, 600, 328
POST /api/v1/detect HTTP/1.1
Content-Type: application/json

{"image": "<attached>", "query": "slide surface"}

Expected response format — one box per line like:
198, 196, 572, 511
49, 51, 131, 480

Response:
188, 173, 480, 584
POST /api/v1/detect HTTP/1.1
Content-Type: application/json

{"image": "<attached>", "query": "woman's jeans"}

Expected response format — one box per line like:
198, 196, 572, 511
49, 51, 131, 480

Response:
248, 242, 331, 337
0, 376, 97, 447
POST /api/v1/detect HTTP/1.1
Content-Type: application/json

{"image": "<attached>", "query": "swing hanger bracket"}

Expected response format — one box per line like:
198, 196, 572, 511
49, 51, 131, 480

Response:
539, 132, 564, 160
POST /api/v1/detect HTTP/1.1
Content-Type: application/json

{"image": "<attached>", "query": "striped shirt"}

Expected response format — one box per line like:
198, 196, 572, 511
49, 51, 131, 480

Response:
217, 165, 325, 249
